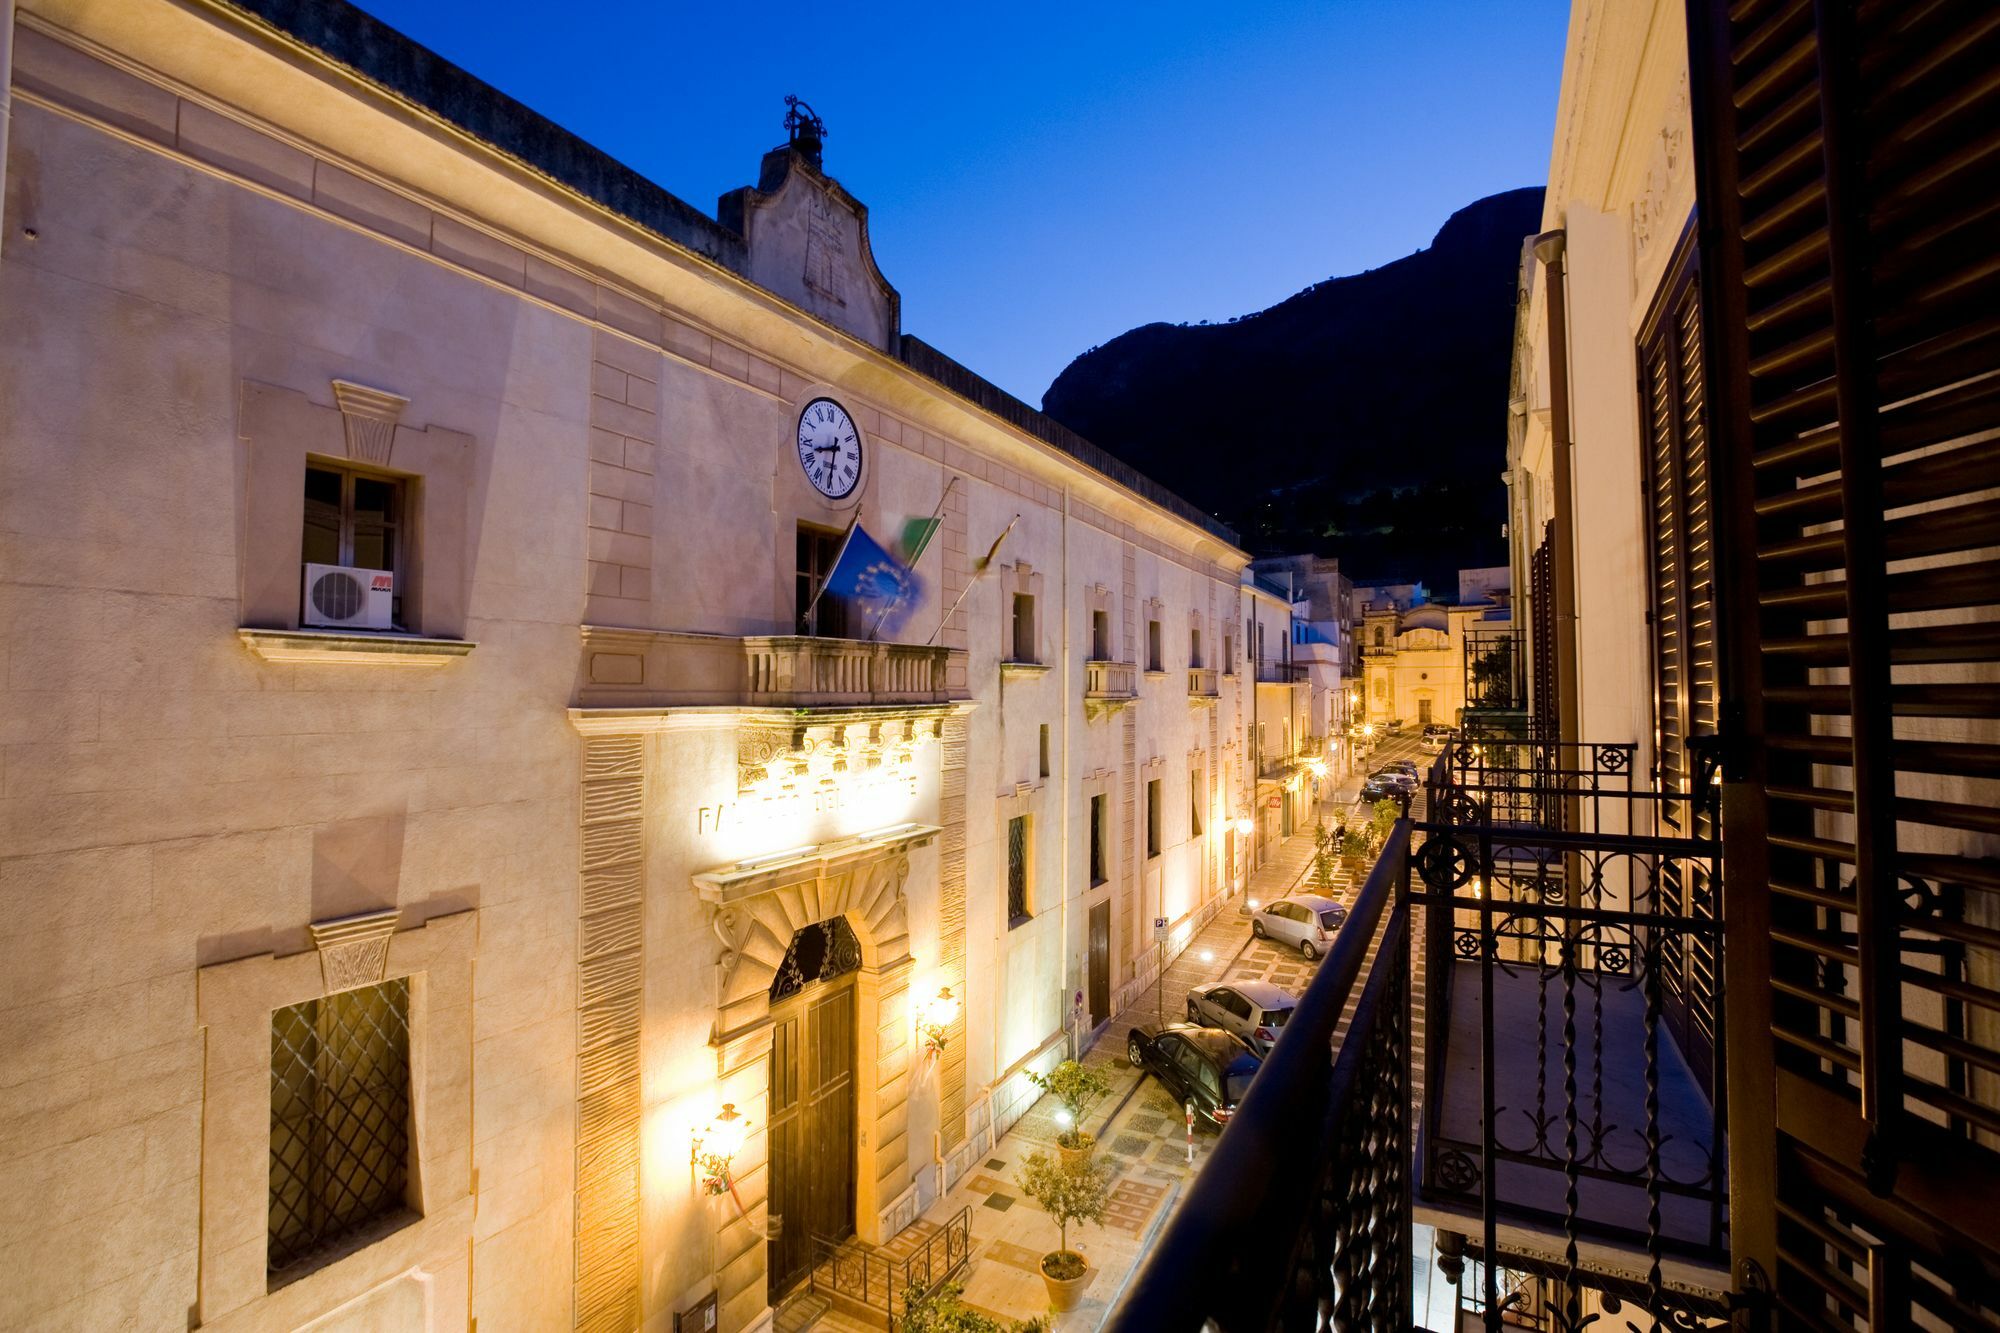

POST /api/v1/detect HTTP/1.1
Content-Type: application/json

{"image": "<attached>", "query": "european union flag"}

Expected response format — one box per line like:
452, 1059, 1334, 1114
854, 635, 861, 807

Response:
823, 522, 923, 635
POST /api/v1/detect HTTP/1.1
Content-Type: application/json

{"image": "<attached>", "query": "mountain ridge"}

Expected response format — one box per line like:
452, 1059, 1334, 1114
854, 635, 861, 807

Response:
1041, 186, 1544, 587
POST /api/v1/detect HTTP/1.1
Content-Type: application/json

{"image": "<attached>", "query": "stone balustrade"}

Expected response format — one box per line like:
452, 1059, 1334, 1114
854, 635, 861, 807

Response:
742, 636, 954, 706
578, 627, 964, 708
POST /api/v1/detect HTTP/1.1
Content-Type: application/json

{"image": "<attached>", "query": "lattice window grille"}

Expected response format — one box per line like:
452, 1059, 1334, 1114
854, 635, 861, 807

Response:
268, 978, 413, 1276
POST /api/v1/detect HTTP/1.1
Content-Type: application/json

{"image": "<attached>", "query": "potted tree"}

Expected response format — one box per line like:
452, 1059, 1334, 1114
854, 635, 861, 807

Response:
1016, 1149, 1111, 1313
1309, 815, 1339, 896
1026, 1059, 1113, 1168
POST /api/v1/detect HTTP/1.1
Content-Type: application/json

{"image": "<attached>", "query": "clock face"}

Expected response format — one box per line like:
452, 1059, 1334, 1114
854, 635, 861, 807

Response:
796, 398, 862, 499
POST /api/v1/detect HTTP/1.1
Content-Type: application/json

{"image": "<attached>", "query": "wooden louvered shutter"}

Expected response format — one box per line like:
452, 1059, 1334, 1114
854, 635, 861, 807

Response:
1686, 0, 2000, 1326
1530, 521, 1557, 743
1639, 228, 1721, 1094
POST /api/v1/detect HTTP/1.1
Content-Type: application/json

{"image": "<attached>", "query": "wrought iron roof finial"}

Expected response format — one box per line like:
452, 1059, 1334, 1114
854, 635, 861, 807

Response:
784, 95, 826, 168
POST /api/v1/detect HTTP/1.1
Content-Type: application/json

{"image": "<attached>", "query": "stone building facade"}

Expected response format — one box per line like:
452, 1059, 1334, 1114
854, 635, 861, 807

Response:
0, 2, 1278, 1329
1356, 575, 1511, 732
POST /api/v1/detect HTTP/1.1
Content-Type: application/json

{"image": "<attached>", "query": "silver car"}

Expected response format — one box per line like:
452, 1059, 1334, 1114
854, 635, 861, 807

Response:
1251, 893, 1348, 960
1186, 979, 1299, 1054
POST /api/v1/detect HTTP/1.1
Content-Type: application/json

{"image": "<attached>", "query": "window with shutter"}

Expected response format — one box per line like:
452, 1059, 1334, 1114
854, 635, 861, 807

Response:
1638, 229, 1721, 1092
1530, 520, 1557, 744
1688, 0, 2000, 1321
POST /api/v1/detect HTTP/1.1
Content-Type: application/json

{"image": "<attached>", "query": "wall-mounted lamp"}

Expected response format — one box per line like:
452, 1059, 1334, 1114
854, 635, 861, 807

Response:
1233, 816, 1255, 838
1306, 758, 1328, 781
916, 986, 960, 1058
692, 1103, 749, 1198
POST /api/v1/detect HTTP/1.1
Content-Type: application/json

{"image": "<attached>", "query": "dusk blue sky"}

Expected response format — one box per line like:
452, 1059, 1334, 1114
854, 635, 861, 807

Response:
353, 1, 1570, 404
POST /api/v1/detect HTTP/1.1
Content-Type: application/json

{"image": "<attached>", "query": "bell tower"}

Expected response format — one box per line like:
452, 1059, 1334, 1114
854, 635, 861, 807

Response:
718, 97, 901, 352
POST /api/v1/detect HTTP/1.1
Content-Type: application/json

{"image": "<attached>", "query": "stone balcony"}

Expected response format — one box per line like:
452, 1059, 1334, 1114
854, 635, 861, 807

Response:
577, 627, 966, 710
1187, 666, 1219, 701
1084, 659, 1138, 719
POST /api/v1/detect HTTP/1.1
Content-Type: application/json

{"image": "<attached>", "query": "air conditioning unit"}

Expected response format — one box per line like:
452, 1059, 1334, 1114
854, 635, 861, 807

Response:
303, 563, 394, 630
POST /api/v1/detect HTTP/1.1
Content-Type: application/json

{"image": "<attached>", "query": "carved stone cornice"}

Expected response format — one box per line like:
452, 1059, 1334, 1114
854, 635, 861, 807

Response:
331, 379, 409, 465
308, 907, 400, 993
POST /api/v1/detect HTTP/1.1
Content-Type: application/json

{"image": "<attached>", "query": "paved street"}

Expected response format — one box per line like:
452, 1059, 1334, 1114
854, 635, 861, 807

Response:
784, 737, 1431, 1332
923, 738, 1428, 1328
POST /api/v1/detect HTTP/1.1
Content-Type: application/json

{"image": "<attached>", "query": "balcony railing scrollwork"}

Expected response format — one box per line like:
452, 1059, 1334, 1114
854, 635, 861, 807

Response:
1106, 824, 1413, 1331
1414, 740, 1732, 1332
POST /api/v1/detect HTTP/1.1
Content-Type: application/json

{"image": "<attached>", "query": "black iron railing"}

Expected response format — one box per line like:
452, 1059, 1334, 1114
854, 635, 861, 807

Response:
1414, 746, 1731, 1332
808, 1206, 972, 1329
1106, 825, 1413, 1330
1433, 736, 1641, 832
1254, 657, 1308, 684
1464, 629, 1527, 711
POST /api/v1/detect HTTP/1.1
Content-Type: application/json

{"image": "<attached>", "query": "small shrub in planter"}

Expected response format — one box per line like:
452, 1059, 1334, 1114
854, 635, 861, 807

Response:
899, 1279, 1047, 1333
1025, 1059, 1112, 1153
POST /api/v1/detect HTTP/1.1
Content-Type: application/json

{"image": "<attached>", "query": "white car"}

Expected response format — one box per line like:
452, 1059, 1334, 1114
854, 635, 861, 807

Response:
1251, 894, 1348, 960
1186, 979, 1298, 1054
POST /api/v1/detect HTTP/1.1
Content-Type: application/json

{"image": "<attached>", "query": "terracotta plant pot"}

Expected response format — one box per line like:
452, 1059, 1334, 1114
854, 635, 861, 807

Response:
1057, 1132, 1096, 1171
1040, 1251, 1091, 1312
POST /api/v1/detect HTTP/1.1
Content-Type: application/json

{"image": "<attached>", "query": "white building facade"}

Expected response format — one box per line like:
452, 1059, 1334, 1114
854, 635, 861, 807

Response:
0, 3, 1289, 1329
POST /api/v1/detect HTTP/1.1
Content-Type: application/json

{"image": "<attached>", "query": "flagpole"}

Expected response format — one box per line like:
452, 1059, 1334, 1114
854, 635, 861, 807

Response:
927, 513, 1019, 646
904, 476, 956, 570
864, 477, 959, 643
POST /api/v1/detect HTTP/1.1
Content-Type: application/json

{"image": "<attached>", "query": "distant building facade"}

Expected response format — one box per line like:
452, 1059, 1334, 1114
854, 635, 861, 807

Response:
0, 5, 1297, 1331
1250, 554, 1360, 787
1356, 570, 1512, 731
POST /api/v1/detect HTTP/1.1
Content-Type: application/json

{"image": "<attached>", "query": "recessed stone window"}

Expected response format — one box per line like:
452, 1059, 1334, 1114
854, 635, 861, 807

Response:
239, 381, 473, 661
1089, 792, 1109, 887
1012, 592, 1037, 663
303, 461, 408, 627
1007, 814, 1032, 926
1146, 778, 1162, 858
796, 522, 851, 637
268, 978, 415, 1283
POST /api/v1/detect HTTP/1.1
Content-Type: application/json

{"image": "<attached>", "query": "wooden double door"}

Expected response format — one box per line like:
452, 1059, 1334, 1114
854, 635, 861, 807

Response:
765, 979, 856, 1300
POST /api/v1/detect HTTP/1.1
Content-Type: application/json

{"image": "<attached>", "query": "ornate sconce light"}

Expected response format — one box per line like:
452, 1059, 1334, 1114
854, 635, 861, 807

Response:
1233, 815, 1255, 838
1306, 758, 1328, 781
692, 1103, 749, 1197
916, 985, 959, 1058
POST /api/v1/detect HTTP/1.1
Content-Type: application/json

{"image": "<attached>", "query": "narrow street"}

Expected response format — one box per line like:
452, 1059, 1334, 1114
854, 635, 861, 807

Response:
788, 736, 1428, 1331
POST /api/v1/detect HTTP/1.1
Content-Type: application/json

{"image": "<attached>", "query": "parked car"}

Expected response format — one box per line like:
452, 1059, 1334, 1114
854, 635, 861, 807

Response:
1360, 774, 1404, 802
1125, 1022, 1263, 1126
1419, 733, 1447, 753
1185, 979, 1298, 1054
1369, 768, 1418, 794
1252, 894, 1348, 960
1384, 759, 1420, 777
1382, 718, 1405, 733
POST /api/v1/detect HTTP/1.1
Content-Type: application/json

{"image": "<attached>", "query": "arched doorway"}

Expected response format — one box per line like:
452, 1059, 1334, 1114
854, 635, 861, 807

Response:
765, 914, 862, 1302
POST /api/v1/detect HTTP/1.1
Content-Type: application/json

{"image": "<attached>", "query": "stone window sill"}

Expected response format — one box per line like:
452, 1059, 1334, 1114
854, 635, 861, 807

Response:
1000, 659, 1051, 677
239, 627, 477, 667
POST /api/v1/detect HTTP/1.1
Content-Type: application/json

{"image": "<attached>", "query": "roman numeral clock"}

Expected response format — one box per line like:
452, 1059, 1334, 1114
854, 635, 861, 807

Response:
796, 397, 863, 500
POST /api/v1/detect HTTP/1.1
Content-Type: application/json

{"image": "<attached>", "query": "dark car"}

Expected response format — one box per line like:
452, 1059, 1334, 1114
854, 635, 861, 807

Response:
1360, 774, 1403, 802
1368, 768, 1418, 795
1125, 1022, 1263, 1126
